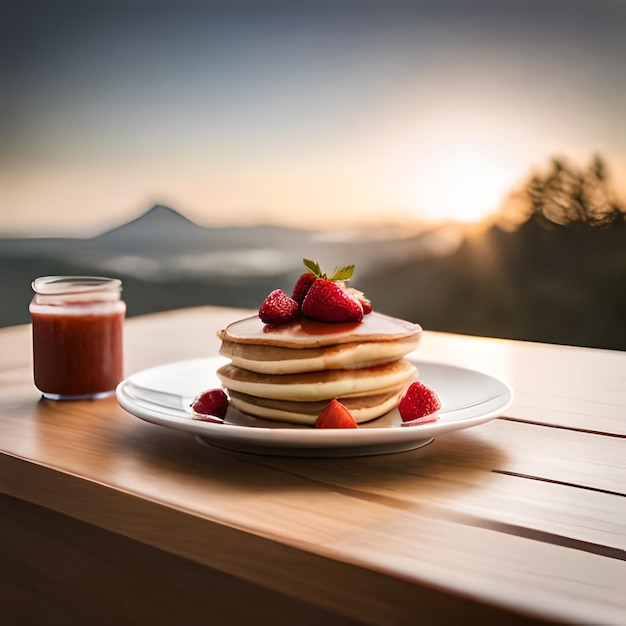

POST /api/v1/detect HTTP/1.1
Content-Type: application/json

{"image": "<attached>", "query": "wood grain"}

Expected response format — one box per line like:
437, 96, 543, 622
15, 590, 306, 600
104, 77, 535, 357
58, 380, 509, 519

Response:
1, 306, 625, 624
0, 493, 382, 626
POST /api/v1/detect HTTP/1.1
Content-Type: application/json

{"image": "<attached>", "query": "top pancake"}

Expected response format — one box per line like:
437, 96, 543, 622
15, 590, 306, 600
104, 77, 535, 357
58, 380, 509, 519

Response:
220, 335, 420, 374
218, 311, 422, 349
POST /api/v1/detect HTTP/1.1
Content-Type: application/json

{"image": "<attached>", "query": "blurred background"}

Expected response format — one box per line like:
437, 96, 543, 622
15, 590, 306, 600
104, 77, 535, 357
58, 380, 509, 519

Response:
2, 0, 625, 349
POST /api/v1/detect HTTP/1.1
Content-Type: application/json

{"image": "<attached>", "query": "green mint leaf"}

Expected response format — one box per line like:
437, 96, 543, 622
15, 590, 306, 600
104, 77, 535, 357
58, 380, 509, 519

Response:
302, 258, 322, 277
330, 265, 355, 281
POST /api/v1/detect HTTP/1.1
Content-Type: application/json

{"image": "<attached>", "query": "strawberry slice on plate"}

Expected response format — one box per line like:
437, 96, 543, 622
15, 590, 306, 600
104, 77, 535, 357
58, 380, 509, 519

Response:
190, 388, 229, 421
398, 381, 441, 426
315, 399, 359, 429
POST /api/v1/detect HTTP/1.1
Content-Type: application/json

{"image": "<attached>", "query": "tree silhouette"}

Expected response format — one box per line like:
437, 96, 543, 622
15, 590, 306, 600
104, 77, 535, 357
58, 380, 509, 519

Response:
501, 155, 624, 228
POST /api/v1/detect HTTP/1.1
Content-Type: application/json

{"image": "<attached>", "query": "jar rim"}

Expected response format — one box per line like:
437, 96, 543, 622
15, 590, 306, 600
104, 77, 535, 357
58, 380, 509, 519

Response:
32, 276, 122, 296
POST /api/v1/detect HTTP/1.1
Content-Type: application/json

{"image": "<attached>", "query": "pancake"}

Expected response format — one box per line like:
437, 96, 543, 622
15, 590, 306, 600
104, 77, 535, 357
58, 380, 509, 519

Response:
217, 311, 422, 349
219, 336, 420, 374
216, 309, 422, 425
228, 389, 405, 425
216, 360, 417, 402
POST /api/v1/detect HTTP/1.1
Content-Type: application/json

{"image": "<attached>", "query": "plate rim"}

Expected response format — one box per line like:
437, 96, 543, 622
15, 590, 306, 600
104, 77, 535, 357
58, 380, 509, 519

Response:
116, 357, 514, 450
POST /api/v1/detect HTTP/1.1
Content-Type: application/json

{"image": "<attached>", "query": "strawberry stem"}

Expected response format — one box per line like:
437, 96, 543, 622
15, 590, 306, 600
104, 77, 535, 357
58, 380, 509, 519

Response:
329, 265, 355, 281
302, 258, 322, 277
302, 259, 354, 282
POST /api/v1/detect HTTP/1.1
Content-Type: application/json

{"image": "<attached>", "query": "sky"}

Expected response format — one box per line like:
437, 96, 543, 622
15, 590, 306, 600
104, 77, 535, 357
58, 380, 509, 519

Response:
1, 0, 625, 236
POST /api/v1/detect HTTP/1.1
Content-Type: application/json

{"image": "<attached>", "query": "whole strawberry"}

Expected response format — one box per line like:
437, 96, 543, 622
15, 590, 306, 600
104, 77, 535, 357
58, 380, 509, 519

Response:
295, 259, 368, 323
259, 289, 299, 325
302, 278, 364, 323
292, 260, 320, 305
398, 381, 441, 425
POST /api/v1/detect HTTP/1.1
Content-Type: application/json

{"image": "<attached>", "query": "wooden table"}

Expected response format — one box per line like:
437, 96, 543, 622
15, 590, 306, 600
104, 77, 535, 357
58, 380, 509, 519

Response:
0, 306, 624, 625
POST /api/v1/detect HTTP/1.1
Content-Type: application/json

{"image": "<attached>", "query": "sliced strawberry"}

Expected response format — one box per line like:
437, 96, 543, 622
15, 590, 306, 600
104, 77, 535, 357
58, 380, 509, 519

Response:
259, 289, 299, 325
190, 388, 229, 420
346, 288, 373, 315
315, 399, 358, 429
292, 272, 317, 305
301, 278, 364, 323
360, 298, 373, 315
398, 381, 441, 423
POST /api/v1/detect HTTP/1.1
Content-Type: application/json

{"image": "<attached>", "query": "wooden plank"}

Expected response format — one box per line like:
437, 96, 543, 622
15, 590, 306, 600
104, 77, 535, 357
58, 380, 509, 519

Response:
418, 331, 626, 436
0, 461, 556, 626
1, 373, 623, 555
1, 450, 624, 625
333, 513, 626, 625
0, 494, 365, 626
244, 426, 626, 553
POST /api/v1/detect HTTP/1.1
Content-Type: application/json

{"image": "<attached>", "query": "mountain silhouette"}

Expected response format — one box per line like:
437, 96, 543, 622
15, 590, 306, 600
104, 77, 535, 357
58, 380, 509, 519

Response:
87, 203, 459, 276
90, 203, 328, 256
92, 204, 202, 248
105, 204, 197, 230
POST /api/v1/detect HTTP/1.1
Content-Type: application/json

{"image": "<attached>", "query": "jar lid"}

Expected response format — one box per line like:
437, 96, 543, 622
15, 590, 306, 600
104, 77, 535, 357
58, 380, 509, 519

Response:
32, 276, 122, 296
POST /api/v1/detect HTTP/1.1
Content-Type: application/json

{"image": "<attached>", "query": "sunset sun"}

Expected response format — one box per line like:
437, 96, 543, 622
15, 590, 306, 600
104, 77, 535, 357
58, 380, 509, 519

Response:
414, 149, 519, 224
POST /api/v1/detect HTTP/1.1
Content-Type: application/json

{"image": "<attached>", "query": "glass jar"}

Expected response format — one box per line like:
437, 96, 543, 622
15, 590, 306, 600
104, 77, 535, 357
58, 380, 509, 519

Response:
30, 276, 126, 400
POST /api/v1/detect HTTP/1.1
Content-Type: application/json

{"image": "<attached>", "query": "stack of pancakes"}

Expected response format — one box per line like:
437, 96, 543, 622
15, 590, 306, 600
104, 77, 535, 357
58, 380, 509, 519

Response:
216, 312, 421, 425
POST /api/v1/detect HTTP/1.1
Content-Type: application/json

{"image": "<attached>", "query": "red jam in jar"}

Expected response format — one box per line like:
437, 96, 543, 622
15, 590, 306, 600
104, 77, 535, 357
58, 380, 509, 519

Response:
30, 276, 126, 400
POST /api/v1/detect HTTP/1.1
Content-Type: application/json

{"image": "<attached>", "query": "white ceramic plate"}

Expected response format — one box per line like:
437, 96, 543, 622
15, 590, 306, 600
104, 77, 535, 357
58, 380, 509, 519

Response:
117, 357, 513, 457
